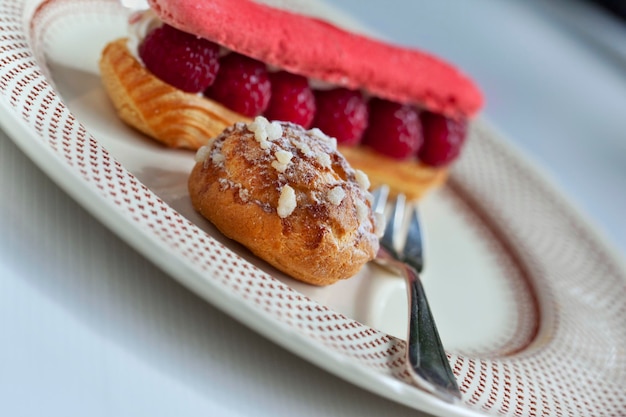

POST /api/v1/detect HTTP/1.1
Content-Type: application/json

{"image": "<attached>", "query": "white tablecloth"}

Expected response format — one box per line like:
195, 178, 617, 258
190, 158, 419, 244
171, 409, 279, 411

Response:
1, 0, 624, 415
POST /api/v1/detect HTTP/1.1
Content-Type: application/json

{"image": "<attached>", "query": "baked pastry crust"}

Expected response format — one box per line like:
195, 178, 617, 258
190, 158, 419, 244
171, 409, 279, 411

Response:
99, 39, 447, 200
188, 120, 380, 285
99, 38, 247, 149
338, 146, 448, 200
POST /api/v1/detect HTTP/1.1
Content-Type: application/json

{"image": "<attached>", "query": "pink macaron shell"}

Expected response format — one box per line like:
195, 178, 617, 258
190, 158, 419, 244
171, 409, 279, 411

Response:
148, 0, 483, 118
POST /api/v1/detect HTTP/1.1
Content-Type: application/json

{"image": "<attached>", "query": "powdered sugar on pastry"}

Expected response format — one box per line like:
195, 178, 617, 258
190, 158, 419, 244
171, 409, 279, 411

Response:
189, 120, 380, 285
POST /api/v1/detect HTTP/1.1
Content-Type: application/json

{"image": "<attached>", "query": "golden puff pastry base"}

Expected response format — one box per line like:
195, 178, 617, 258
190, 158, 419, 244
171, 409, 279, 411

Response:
99, 38, 447, 200
338, 146, 448, 201
99, 38, 250, 149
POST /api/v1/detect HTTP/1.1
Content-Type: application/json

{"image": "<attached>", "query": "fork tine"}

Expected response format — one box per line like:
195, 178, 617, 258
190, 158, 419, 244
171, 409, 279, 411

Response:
371, 185, 390, 215
383, 192, 406, 252
372, 186, 394, 254
372, 186, 424, 274
372, 186, 407, 256
402, 205, 424, 273
372, 186, 460, 401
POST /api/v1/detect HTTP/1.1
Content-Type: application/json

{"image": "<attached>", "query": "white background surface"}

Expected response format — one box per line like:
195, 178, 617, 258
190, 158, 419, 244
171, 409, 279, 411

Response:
1, 0, 625, 416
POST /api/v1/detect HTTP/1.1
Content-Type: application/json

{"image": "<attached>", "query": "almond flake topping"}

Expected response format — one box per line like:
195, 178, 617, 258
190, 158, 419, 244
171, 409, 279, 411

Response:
355, 169, 371, 190
355, 198, 368, 223
275, 149, 293, 164
277, 184, 297, 218
211, 152, 225, 164
293, 139, 314, 157
308, 127, 337, 150
327, 186, 346, 206
248, 116, 272, 149
267, 121, 283, 140
195, 144, 212, 163
271, 149, 293, 173
316, 152, 332, 168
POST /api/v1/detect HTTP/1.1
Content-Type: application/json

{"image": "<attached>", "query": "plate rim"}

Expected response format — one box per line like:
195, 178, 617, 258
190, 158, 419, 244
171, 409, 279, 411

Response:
2, 1, 626, 416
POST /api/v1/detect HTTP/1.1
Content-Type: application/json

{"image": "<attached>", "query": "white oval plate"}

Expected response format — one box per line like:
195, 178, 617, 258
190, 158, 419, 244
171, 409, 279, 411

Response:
2, 1, 626, 416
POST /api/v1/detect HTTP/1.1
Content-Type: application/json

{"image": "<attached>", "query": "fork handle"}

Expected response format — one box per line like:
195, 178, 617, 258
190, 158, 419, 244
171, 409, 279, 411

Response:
403, 264, 462, 402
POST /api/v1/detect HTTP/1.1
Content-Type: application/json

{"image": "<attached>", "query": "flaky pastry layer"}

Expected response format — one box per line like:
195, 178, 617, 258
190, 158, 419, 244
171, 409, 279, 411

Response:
99, 38, 447, 200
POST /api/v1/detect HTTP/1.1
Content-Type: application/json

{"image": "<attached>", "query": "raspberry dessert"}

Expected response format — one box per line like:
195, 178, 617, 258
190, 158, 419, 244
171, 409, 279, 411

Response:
311, 88, 369, 146
264, 71, 316, 128
204, 53, 272, 117
361, 98, 422, 160
138, 24, 220, 93
419, 111, 468, 167
99, 0, 483, 200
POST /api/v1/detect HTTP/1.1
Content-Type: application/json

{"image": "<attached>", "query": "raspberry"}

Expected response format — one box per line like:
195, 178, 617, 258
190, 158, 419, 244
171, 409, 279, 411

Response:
311, 88, 368, 145
264, 71, 316, 128
138, 24, 220, 93
361, 98, 422, 159
418, 111, 468, 167
204, 53, 271, 117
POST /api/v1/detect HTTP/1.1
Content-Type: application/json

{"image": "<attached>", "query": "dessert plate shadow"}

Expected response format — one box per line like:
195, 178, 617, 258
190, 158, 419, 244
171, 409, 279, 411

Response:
1, 1, 626, 416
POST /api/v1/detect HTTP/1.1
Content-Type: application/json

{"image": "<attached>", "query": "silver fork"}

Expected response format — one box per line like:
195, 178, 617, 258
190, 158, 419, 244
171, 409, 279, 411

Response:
372, 185, 461, 403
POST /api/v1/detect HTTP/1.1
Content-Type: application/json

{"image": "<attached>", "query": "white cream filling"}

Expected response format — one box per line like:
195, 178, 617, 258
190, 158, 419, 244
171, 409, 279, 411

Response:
127, 10, 161, 61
